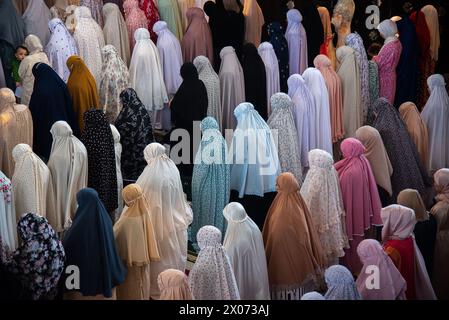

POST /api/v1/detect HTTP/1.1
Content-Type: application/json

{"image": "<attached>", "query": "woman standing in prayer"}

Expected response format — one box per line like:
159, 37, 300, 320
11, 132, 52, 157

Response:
263, 172, 325, 300
124, 0, 148, 50
129, 28, 168, 116
193, 56, 222, 130
410, 8, 432, 109
189, 225, 240, 300
258, 42, 280, 116
381, 204, 436, 300
336, 45, 361, 138
287, 74, 315, 171
22, 0, 52, 46
356, 239, 406, 300
267, 93, 302, 183
219, 46, 245, 131
317, 6, 336, 70
18, 35, 50, 106
398, 189, 437, 278
394, 15, 419, 106
73, 6, 105, 84
267, 22, 289, 93
223, 202, 270, 300
181, 7, 213, 63
421, 74, 449, 174
115, 88, 154, 181
399, 102, 429, 171
12, 144, 50, 220
113, 184, 160, 300
301, 291, 325, 300
66, 55, 100, 131
367, 44, 380, 110
334, 138, 383, 274
158, 0, 184, 40
241, 43, 267, 119
345, 32, 369, 124
63, 188, 126, 300
302, 67, 333, 156
355, 126, 393, 207
371, 98, 428, 198
324, 265, 361, 300
0, 0, 25, 90
314, 54, 344, 143
242, 0, 264, 47
82, 110, 118, 219
153, 20, 183, 131
1, 213, 65, 300
110, 125, 124, 220
170, 62, 208, 178
30, 63, 79, 161
431, 168, 449, 299
0, 88, 33, 178
285, 9, 307, 75
139, 0, 160, 41
421, 5, 440, 75
136, 143, 193, 299
191, 117, 230, 246
158, 269, 193, 300
99, 45, 130, 123
229, 102, 280, 229
0, 171, 17, 251
102, 2, 131, 65
46, 121, 87, 233
373, 19, 402, 104
300, 149, 348, 266
45, 18, 78, 82
79, 0, 104, 27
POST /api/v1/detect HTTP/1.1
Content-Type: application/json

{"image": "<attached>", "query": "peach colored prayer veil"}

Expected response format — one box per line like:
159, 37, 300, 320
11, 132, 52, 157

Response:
263, 172, 325, 294
399, 102, 429, 171
113, 183, 160, 266
397, 189, 429, 222
314, 54, 344, 142
158, 269, 193, 300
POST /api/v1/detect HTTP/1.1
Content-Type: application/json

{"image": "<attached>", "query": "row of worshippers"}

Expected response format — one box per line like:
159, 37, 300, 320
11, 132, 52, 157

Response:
1, 91, 449, 300
1, 159, 448, 300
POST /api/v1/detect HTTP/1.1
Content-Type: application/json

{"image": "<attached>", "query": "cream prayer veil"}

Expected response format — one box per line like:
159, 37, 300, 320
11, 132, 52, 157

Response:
46, 121, 88, 232
12, 144, 50, 220
223, 202, 270, 300
136, 143, 193, 298
113, 184, 160, 266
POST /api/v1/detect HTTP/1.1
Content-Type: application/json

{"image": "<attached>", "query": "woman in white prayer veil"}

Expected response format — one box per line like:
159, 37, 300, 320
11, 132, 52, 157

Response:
242, 0, 264, 47
336, 45, 361, 138
102, 3, 131, 65
18, 35, 50, 106
223, 202, 270, 300
129, 28, 169, 118
287, 74, 316, 171
193, 55, 222, 131
0, 171, 18, 251
302, 67, 333, 156
46, 121, 87, 233
45, 18, 79, 82
153, 21, 183, 131
110, 124, 124, 222
22, 0, 52, 46
421, 74, 449, 174
285, 8, 308, 75
73, 6, 105, 84
12, 144, 50, 221
300, 149, 349, 267
219, 46, 245, 131
189, 225, 240, 300
257, 42, 280, 116
136, 143, 193, 299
